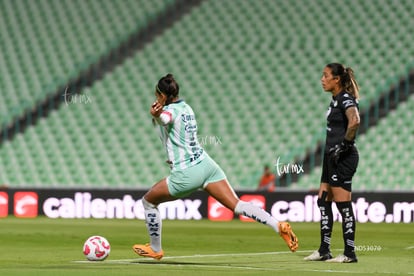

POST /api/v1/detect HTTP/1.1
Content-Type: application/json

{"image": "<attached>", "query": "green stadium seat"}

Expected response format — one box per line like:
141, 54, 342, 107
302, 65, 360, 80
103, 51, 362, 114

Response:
0, 0, 412, 190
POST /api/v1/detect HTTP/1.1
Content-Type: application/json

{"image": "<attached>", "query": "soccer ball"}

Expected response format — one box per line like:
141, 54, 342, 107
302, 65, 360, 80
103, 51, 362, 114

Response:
83, 236, 111, 261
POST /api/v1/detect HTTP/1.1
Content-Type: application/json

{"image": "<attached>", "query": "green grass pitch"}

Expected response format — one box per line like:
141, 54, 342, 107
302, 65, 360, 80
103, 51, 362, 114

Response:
0, 217, 412, 275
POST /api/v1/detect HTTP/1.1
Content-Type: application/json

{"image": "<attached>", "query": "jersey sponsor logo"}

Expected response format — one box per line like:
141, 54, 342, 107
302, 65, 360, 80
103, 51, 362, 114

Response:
343, 99, 354, 108
207, 196, 233, 221
184, 123, 197, 132
181, 113, 195, 122
189, 149, 203, 163
14, 192, 38, 218
0, 192, 8, 217
239, 195, 266, 222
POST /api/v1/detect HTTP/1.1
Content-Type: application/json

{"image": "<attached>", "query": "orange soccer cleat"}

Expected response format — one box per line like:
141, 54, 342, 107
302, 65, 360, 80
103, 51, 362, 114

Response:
278, 222, 299, 252
132, 243, 164, 260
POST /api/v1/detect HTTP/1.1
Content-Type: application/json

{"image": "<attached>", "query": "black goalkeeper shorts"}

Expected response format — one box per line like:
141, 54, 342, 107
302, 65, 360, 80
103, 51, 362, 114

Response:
321, 147, 359, 192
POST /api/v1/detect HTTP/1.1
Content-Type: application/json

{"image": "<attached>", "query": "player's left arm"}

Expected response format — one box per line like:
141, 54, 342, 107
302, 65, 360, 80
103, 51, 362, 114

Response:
155, 111, 173, 125
151, 101, 173, 126
329, 101, 361, 165
344, 106, 360, 142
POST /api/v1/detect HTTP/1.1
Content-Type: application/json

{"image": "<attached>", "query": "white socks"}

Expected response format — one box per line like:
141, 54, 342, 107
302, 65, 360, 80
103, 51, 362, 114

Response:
142, 198, 162, 252
142, 199, 279, 252
234, 200, 279, 233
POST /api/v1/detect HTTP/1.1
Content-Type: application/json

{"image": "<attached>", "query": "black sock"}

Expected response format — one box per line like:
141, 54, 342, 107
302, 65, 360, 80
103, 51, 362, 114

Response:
336, 201, 356, 258
317, 198, 333, 254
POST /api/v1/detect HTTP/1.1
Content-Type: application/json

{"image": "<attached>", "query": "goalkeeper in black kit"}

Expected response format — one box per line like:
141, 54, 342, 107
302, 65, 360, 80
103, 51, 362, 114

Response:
304, 63, 360, 263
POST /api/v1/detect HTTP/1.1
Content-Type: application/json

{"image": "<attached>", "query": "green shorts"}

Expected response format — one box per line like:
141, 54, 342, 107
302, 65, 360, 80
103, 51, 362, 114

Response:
167, 154, 227, 198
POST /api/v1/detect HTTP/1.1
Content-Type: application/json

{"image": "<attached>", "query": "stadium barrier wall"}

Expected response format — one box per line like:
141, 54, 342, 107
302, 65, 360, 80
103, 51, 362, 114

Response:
1, 188, 413, 223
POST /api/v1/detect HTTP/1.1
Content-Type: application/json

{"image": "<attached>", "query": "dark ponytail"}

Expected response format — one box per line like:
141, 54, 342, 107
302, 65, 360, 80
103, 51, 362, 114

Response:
156, 73, 179, 104
326, 63, 360, 99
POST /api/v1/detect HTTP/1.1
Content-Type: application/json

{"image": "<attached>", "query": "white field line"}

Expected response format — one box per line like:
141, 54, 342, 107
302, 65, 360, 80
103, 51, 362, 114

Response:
73, 250, 315, 263
129, 249, 316, 260
72, 250, 412, 275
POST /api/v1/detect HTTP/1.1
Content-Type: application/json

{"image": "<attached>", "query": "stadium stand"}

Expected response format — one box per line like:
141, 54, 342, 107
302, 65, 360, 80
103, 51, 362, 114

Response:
0, 0, 176, 127
0, 0, 413, 190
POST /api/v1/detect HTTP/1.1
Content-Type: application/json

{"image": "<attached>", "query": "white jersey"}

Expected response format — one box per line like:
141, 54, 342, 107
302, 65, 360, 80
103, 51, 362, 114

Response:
153, 100, 205, 170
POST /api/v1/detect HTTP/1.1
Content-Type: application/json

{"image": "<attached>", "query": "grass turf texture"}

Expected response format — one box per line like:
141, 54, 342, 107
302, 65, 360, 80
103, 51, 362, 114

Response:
0, 217, 412, 275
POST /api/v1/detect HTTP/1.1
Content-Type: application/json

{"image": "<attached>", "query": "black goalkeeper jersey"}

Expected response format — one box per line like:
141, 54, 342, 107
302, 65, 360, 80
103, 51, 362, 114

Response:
325, 91, 359, 152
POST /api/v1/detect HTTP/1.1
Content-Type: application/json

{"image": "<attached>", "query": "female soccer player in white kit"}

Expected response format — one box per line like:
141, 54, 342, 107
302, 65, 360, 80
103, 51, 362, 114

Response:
133, 74, 298, 260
